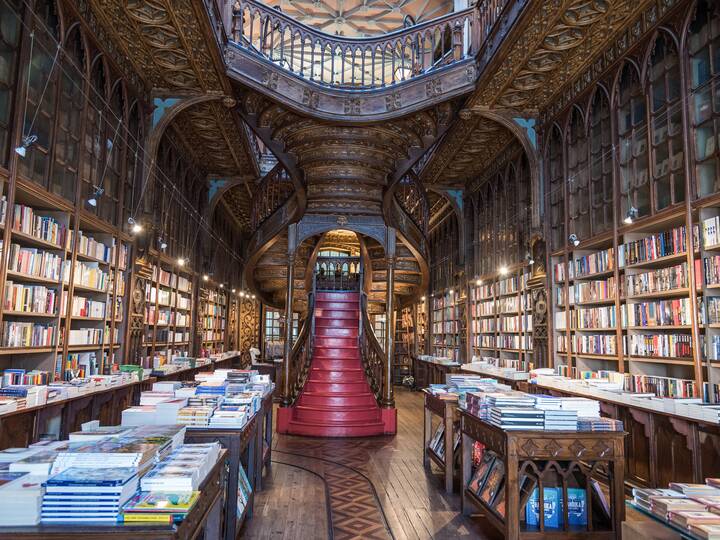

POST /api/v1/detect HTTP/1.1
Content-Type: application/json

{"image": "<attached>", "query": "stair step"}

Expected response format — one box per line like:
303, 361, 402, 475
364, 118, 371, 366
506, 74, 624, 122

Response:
286, 418, 386, 437
294, 405, 381, 423
316, 292, 359, 302
316, 300, 359, 310
312, 358, 363, 370
299, 391, 377, 408
315, 337, 357, 348
308, 368, 366, 383
312, 348, 360, 360
314, 326, 358, 338
315, 309, 359, 319
304, 381, 370, 393
315, 318, 357, 328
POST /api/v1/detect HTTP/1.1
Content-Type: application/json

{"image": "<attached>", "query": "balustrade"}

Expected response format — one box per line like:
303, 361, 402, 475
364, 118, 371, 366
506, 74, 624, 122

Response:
249, 163, 293, 233
227, 0, 509, 89
360, 293, 385, 403
314, 256, 361, 291
395, 173, 429, 236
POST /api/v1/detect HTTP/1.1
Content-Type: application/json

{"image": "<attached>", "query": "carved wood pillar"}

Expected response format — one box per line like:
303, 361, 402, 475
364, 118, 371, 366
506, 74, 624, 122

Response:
282, 225, 298, 406
527, 236, 548, 369
126, 256, 153, 366
384, 255, 396, 408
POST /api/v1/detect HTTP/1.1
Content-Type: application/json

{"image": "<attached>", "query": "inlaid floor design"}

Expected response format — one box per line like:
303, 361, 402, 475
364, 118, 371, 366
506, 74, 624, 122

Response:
242, 388, 498, 540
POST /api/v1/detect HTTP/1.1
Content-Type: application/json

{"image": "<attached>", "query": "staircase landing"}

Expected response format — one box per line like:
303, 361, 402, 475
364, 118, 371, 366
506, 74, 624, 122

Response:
277, 291, 396, 437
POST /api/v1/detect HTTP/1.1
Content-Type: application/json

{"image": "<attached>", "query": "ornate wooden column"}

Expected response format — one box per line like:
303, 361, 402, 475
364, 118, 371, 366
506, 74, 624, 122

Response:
383, 228, 396, 408
528, 236, 548, 369
282, 225, 297, 407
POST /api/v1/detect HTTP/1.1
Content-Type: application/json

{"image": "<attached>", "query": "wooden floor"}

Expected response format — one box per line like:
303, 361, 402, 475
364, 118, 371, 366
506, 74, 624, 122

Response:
241, 388, 501, 540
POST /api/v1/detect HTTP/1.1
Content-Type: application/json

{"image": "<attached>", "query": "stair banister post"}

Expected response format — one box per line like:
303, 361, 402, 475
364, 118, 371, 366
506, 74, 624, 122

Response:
282, 224, 298, 407
382, 228, 396, 408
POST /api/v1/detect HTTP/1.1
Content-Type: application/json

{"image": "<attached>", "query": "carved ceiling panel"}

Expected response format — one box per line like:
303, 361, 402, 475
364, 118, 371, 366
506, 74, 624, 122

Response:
222, 186, 253, 232
264, 0, 454, 37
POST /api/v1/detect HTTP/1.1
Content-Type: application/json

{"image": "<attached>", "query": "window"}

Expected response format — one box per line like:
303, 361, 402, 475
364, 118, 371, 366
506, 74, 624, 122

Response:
547, 125, 565, 250
689, 0, 720, 197
617, 63, 650, 220
98, 83, 124, 225
500, 164, 519, 264
264, 309, 299, 342
124, 103, 141, 224
649, 32, 684, 210
0, 0, 23, 168
18, 0, 59, 185
51, 27, 85, 202
81, 58, 107, 207
588, 89, 613, 233
567, 108, 590, 239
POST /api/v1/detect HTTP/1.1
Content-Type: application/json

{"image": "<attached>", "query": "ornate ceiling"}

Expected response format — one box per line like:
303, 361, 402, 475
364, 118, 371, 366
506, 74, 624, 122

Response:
421, 0, 660, 187
221, 185, 254, 231
264, 0, 454, 36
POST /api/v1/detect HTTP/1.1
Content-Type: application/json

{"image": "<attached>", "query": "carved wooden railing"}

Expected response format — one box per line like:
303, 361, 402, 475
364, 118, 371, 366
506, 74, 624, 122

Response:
250, 163, 294, 233
229, 0, 491, 89
315, 256, 361, 291
394, 172, 429, 236
286, 291, 315, 405
359, 291, 385, 405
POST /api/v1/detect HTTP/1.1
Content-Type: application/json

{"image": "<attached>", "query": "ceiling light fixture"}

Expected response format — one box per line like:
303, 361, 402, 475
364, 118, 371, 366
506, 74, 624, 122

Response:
476, 278, 482, 286
202, 274, 209, 282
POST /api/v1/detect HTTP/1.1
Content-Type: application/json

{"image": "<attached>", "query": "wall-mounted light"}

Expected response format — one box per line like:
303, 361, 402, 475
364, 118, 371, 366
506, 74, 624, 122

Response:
240, 292, 246, 298
232, 289, 236, 293
128, 217, 142, 234
177, 258, 186, 267
499, 265, 509, 275
202, 274, 209, 282
158, 237, 168, 251
448, 289, 454, 295
251, 294, 256, 299
219, 283, 224, 288
568, 233, 580, 247
87, 185, 104, 207
624, 206, 638, 225
15, 134, 38, 158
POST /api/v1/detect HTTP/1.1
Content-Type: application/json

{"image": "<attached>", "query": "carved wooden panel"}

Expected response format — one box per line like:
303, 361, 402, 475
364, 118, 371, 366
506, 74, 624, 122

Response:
239, 298, 260, 366
619, 408, 653, 487
127, 257, 153, 365
654, 414, 695, 486
698, 424, 720, 482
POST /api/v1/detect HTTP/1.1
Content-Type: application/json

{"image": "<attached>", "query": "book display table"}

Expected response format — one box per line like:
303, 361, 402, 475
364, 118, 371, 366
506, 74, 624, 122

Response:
423, 390, 459, 493
414, 356, 461, 389
0, 379, 145, 451
0, 449, 229, 540
185, 416, 258, 540
254, 391, 274, 491
533, 380, 720, 489
460, 411, 626, 539
460, 363, 529, 390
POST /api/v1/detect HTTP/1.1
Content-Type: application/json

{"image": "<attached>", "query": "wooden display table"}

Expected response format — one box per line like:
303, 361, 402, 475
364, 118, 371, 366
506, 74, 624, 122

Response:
423, 390, 459, 493
414, 356, 461, 389
185, 417, 258, 540
0, 449, 228, 540
254, 390, 274, 491
532, 381, 720, 490
461, 411, 626, 539
0, 379, 145, 451
460, 363, 529, 390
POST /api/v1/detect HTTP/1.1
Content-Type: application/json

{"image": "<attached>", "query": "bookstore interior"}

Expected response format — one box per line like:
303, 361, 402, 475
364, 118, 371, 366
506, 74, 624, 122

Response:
5, 0, 720, 538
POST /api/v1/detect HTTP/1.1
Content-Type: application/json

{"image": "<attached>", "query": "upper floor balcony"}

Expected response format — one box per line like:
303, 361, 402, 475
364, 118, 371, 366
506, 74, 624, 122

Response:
208, 0, 523, 120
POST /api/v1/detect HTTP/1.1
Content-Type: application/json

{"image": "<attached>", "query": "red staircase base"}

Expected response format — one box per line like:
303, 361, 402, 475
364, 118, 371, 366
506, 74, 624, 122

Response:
276, 291, 396, 438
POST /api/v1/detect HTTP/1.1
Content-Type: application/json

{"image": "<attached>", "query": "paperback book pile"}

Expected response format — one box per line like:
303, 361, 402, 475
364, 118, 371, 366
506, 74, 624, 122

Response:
121, 491, 200, 524
176, 405, 215, 427
576, 417, 623, 432
140, 442, 221, 492
543, 409, 578, 431
41, 467, 139, 523
489, 407, 544, 430
0, 472, 45, 525
195, 381, 228, 397
632, 480, 720, 538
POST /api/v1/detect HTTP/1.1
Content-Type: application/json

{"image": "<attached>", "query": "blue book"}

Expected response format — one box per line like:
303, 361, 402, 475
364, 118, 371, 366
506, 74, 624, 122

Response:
566, 487, 587, 527
46, 467, 137, 487
526, 487, 561, 529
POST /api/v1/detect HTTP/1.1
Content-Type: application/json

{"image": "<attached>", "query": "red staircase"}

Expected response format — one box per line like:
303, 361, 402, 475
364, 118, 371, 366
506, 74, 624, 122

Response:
276, 291, 396, 437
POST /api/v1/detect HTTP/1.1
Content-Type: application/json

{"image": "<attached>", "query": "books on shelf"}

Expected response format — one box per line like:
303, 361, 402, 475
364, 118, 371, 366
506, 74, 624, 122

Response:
573, 248, 615, 278
628, 333, 692, 359
626, 261, 699, 296
67, 231, 112, 263
3, 282, 58, 314
2, 321, 55, 348
7, 243, 63, 281
625, 298, 693, 327
618, 224, 699, 267
63, 260, 109, 291
12, 204, 66, 247
573, 306, 616, 329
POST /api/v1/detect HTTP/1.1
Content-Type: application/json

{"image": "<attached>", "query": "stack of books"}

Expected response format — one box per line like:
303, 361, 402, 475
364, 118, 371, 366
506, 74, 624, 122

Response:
41, 467, 139, 523
0, 472, 45, 525
121, 491, 200, 524
176, 405, 215, 427
576, 417, 623, 432
542, 409, 578, 431
489, 407, 544, 430
140, 443, 220, 492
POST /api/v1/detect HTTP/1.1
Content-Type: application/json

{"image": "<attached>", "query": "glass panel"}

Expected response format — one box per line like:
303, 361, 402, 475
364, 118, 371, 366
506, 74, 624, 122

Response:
0, 0, 22, 167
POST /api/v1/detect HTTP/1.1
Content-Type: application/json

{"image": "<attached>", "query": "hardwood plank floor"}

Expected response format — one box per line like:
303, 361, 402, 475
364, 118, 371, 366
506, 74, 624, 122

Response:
242, 388, 500, 540
242, 387, 649, 539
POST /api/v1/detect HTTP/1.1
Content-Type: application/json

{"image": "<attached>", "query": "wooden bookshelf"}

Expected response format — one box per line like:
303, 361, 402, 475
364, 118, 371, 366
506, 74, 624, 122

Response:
469, 265, 533, 372
201, 285, 228, 355
431, 289, 462, 362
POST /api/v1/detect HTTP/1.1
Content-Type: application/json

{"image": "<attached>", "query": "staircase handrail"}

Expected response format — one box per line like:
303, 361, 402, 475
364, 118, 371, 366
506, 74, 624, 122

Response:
359, 290, 385, 405
286, 290, 315, 406
393, 171, 429, 239
250, 162, 294, 233
229, 0, 492, 89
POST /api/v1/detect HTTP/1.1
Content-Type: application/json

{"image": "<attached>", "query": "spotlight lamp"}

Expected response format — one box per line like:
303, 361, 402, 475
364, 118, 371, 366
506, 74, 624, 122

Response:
128, 217, 142, 234
624, 206, 639, 225
177, 257, 186, 267
526, 252, 535, 265
240, 292, 245, 298
448, 289, 454, 295
87, 185, 104, 207
158, 237, 168, 251
15, 134, 38, 157
568, 233, 580, 247
476, 278, 482, 286
499, 265, 509, 276
202, 274, 209, 281
232, 289, 236, 293
251, 294, 256, 299
219, 283, 224, 288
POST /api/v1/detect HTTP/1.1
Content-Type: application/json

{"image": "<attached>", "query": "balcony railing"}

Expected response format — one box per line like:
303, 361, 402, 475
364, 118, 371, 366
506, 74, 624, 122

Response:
228, 0, 508, 90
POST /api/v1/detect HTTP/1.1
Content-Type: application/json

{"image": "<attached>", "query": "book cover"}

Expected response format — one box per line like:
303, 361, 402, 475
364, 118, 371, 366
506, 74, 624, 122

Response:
468, 453, 495, 495
478, 460, 504, 505
567, 487, 587, 527
526, 487, 561, 529
123, 491, 199, 513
